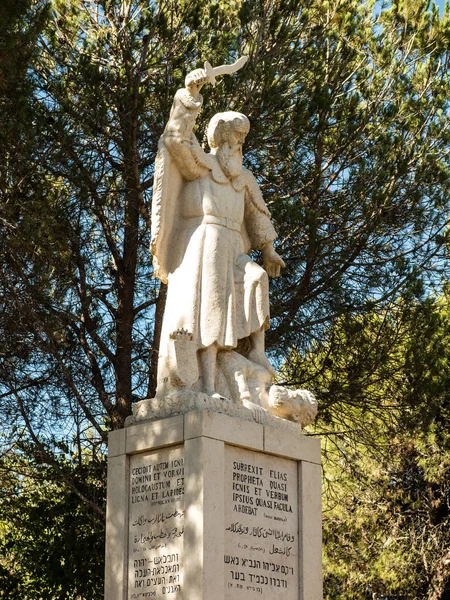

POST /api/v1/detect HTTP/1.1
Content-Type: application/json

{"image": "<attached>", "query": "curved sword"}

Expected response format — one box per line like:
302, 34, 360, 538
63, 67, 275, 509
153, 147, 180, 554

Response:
204, 55, 249, 86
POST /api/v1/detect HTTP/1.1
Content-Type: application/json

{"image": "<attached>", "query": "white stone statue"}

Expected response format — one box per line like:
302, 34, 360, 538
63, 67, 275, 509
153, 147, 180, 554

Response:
150, 59, 317, 427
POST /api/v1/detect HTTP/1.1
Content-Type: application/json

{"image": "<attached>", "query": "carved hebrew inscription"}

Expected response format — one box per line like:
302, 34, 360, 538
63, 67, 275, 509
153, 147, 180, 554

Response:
224, 446, 299, 599
128, 446, 184, 600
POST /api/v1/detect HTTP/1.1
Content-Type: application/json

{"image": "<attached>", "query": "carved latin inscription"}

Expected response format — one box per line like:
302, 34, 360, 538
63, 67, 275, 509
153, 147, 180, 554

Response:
224, 446, 299, 599
128, 446, 184, 599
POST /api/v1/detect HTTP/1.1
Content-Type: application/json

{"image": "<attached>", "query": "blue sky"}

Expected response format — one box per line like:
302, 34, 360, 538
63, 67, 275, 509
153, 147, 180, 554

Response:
376, 1, 447, 16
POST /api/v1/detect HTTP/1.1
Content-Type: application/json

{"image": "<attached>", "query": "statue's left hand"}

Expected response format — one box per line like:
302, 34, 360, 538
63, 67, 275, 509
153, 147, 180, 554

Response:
262, 243, 286, 277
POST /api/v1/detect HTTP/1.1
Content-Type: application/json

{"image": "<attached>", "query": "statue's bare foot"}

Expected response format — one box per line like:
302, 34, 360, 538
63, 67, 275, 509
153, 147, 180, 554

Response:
247, 349, 277, 377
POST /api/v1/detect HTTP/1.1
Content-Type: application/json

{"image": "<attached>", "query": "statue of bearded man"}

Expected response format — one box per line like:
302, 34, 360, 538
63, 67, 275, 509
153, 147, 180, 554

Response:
151, 67, 285, 402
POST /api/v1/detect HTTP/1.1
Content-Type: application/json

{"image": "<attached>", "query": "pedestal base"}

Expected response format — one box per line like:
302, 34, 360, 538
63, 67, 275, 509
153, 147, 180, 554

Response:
105, 407, 322, 600
125, 390, 305, 432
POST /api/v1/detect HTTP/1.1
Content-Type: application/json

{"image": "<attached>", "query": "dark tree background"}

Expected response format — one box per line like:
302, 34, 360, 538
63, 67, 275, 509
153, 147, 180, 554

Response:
1, 0, 450, 597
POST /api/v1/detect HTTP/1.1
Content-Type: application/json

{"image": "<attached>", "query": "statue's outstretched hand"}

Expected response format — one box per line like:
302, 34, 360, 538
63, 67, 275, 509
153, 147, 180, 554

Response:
185, 68, 208, 95
262, 243, 286, 278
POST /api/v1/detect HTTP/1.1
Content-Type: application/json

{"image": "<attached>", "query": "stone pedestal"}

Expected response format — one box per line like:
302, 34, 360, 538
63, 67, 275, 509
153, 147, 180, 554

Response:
105, 409, 322, 600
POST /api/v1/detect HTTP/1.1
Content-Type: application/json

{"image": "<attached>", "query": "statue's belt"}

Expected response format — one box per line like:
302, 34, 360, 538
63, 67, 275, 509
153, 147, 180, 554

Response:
187, 215, 241, 232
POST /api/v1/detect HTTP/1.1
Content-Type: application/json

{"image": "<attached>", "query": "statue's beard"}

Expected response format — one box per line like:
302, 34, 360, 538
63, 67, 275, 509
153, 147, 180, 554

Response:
217, 143, 243, 179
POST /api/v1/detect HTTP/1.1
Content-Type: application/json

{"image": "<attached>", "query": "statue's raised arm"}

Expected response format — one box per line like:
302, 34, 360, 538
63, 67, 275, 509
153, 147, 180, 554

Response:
161, 68, 212, 180
161, 58, 251, 180
148, 57, 317, 430
151, 57, 249, 280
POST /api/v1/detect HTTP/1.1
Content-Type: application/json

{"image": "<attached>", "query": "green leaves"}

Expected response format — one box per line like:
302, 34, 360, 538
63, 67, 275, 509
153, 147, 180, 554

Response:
294, 294, 450, 598
0, 450, 106, 599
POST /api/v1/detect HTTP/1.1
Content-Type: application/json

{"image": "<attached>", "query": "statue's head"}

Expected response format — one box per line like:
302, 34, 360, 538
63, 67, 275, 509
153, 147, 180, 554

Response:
207, 111, 250, 150
207, 112, 249, 178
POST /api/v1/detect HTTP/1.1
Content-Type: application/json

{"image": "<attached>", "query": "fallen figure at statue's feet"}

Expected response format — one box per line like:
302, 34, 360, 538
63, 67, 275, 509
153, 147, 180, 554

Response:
153, 329, 318, 429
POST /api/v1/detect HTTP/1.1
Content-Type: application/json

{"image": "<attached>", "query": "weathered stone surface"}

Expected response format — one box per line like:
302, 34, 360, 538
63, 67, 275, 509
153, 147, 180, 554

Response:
149, 59, 317, 422
128, 446, 185, 599
224, 446, 299, 599
105, 414, 323, 600
125, 391, 301, 433
268, 387, 318, 427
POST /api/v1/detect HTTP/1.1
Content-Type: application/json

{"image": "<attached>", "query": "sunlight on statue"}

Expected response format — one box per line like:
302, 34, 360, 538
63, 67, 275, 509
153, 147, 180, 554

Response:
150, 58, 317, 427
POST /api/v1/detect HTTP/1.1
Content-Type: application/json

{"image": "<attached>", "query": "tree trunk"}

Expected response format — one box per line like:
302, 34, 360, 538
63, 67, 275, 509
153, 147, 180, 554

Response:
147, 282, 167, 398
427, 550, 450, 600
112, 112, 141, 429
